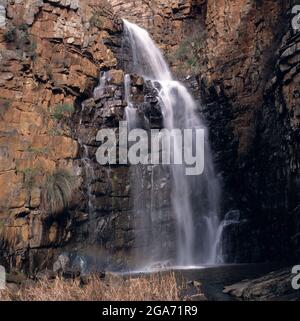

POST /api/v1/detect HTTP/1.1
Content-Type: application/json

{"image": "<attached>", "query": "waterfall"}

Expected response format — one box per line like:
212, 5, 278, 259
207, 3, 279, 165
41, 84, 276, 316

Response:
124, 74, 137, 129
94, 71, 107, 101
123, 19, 222, 267
78, 118, 96, 217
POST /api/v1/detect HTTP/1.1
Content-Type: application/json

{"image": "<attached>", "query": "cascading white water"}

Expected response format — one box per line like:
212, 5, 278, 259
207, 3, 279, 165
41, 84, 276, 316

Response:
79, 73, 108, 219
94, 71, 107, 101
123, 19, 223, 266
124, 74, 138, 129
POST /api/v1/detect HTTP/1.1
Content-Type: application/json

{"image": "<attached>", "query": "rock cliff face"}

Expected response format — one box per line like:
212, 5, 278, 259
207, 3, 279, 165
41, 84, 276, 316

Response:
0, 0, 299, 274
0, 0, 126, 273
110, 0, 206, 52
199, 1, 300, 262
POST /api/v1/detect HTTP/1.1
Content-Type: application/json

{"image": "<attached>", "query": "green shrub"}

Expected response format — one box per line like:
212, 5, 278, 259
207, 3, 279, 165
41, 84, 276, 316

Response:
175, 42, 190, 60
27, 147, 49, 156
169, 30, 206, 76
187, 56, 198, 68
89, 0, 111, 28
3, 25, 37, 60
48, 127, 63, 137
90, 13, 104, 29
42, 169, 75, 216
52, 103, 75, 120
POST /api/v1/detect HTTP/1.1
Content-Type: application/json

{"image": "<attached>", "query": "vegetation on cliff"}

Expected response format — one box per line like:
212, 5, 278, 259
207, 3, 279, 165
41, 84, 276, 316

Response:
42, 170, 76, 217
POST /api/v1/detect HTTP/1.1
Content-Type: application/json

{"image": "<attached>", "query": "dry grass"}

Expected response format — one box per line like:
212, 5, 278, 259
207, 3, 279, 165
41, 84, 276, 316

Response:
0, 272, 183, 301
42, 169, 75, 216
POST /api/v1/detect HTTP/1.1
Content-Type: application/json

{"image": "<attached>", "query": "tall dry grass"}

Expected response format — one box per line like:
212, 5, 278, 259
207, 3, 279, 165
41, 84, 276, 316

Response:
0, 272, 183, 301
42, 169, 75, 216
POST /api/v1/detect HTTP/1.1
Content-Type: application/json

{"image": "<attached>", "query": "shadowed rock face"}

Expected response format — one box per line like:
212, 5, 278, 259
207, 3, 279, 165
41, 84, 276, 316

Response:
199, 1, 300, 263
0, 0, 299, 274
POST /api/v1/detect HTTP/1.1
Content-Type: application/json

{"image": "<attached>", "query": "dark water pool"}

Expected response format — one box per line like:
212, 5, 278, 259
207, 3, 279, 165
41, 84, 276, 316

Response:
175, 263, 287, 300
123, 262, 287, 301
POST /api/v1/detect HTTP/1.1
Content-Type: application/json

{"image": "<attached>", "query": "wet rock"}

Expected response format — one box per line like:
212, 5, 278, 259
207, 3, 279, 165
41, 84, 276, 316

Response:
53, 253, 70, 273
74, 211, 89, 224
190, 294, 207, 301
35, 269, 57, 281
187, 280, 201, 288
223, 268, 300, 301
62, 269, 81, 280
108, 69, 124, 85
281, 43, 300, 58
